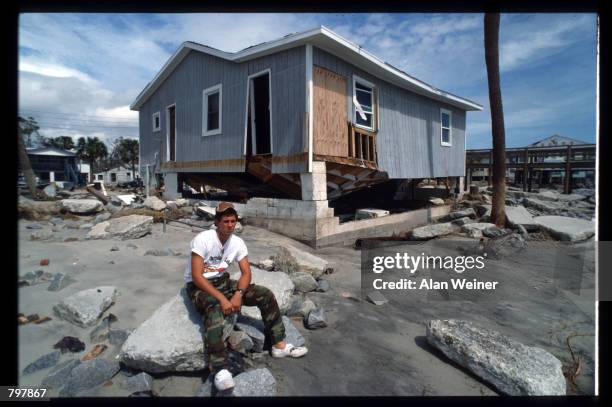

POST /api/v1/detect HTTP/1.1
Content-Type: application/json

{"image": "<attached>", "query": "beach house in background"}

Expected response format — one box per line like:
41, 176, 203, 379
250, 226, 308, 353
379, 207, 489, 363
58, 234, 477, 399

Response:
93, 165, 140, 186
24, 147, 85, 186
131, 26, 482, 246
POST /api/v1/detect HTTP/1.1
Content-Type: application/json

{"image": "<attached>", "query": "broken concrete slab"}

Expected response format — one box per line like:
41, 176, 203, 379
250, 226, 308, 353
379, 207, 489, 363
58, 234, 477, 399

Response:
410, 223, 456, 240
109, 329, 132, 347
60, 199, 104, 214
258, 259, 275, 271
451, 217, 475, 226
41, 358, 81, 389
53, 286, 118, 328
535, 190, 560, 202
235, 317, 266, 353
144, 196, 167, 211
119, 289, 235, 373
43, 183, 57, 198
355, 208, 390, 220
22, 350, 61, 375
505, 206, 539, 232
366, 291, 389, 306
59, 359, 121, 397
522, 197, 559, 213
426, 319, 566, 395
273, 245, 332, 278
228, 330, 254, 353
461, 222, 497, 238
118, 372, 154, 394
534, 216, 595, 242
115, 195, 136, 206
231, 368, 277, 396
316, 279, 330, 292
289, 272, 319, 293
94, 212, 112, 224
440, 208, 477, 222
305, 307, 327, 330
282, 316, 306, 347
87, 215, 153, 240
230, 267, 294, 320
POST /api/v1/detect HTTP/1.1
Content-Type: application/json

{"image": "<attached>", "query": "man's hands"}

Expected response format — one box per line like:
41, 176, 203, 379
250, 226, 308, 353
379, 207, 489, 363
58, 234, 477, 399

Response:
229, 292, 242, 312
220, 298, 234, 315
219, 293, 242, 315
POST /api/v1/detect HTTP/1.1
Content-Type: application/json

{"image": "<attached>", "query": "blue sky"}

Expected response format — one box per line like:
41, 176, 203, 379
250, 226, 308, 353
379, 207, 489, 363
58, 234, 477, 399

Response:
18, 13, 597, 149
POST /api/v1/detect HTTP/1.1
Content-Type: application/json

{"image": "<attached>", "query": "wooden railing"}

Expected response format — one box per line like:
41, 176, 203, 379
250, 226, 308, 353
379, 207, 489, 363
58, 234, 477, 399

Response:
348, 123, 378, 163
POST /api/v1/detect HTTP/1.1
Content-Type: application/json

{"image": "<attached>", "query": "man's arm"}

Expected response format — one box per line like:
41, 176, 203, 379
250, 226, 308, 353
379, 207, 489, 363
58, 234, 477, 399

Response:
191, 253, 233, 315
229, 256, 252, 311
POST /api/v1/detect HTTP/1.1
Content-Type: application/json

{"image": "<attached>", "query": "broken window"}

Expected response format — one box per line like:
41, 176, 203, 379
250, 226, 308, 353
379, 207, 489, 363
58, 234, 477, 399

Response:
440, 108, 452, 146
97, 174, 103, 181
353, 76, 376, 131
152, 111, 161, 132
111, 173, 117, 182
203, 84, 222, 136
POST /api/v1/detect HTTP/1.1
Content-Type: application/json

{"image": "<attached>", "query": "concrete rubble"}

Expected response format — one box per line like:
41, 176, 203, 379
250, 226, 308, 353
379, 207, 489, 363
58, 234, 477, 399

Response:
410, 222, 456, 240
231, 368, 277, 396
143, 196, 167, 211
230, 267, 294, 320
41, 359, 81, 389
22, 350, 61, 375
60, 199, 104, 214
118, 289, 235, 373
53, 286, 118, 328
270, 245, 333, 278
355, 208, 390, 220
59, 359, 121, 397
426, 320, 566, 396
534, 216, 595, 242
87, 215, 154, 240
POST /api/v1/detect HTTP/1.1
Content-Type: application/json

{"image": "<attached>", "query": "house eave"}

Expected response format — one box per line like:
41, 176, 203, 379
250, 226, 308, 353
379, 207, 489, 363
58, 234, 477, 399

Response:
130, 26, 482, 112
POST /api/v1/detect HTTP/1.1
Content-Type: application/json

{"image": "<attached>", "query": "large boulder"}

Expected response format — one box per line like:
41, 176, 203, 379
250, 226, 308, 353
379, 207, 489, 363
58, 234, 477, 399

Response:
505, 205, 539, 231
143, 196, 167, 211
534, 216, 595, 242
87, 215, 153, 240
461, 222, 498, 238
522, 197, 558, 213
230, 267, 294, 320
410, 223, 456, 240
118, 289, 236, 373
53, 286, 118, 328
18, 196, 61, 218
426, 320, 565, 395
60, 199, 104, 214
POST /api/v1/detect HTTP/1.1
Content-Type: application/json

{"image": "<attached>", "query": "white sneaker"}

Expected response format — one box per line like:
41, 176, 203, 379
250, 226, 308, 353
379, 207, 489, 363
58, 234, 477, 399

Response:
271, 343, 308, 358
213, 369, 235, 391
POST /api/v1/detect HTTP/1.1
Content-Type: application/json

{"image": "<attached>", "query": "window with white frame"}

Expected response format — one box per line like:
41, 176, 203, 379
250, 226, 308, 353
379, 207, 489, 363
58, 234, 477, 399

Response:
440, 108, 452, 146
203, 84, 222, 136
352, 76, 376, 131
152, 112, 161, 132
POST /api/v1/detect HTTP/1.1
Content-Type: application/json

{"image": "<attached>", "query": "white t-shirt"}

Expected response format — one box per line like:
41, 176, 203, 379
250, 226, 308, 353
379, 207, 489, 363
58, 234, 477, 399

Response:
184, 229, 248, 283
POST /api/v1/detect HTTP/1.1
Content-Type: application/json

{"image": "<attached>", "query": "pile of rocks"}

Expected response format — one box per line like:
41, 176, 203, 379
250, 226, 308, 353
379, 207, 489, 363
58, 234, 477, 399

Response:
406, 186, 595, 243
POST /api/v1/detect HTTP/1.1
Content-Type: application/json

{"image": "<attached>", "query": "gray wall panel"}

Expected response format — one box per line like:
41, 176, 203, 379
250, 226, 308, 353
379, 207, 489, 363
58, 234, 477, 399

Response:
138, 46, 306, 174
313, 47, 467, 179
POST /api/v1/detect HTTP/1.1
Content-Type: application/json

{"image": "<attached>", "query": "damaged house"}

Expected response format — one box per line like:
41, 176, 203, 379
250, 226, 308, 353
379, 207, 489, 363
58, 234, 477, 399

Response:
131, 26, 482, 246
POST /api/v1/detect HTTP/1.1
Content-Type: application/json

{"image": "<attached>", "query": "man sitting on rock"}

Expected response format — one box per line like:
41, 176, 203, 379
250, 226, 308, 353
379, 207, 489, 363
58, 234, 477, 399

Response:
185, 202, 308, 391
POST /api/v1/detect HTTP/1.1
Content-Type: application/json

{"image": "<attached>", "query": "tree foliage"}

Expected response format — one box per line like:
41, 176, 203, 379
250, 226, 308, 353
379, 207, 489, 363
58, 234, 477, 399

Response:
42, 136, 75, 150
18, 116, 43, 147
111, 137, 139, 177
76, 137, 108, 181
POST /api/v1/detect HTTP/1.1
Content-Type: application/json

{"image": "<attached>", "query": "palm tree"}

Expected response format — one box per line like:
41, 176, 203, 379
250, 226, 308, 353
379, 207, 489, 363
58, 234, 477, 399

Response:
111, 137, 139, 180
484, 13, 507, 228
76, 137, 108, 182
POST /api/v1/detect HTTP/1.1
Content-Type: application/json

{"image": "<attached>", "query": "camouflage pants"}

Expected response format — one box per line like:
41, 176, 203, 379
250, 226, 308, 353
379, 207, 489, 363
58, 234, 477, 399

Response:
186, 274, 285, 373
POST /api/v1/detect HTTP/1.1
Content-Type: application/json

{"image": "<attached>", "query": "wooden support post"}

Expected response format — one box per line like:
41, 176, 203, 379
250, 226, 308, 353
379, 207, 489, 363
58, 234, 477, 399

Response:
523, 148, 528, 191
564, 145, 572, 194
528, 167, 533, 192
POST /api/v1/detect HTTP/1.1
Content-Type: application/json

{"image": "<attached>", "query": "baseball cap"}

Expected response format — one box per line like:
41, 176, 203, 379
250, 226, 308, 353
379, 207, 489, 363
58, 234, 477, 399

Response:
215, 202, 237, 216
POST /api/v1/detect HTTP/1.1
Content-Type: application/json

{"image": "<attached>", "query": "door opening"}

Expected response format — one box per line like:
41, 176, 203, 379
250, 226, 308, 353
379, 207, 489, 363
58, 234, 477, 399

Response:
167, 105, 176, 161
248, 73, 271, 155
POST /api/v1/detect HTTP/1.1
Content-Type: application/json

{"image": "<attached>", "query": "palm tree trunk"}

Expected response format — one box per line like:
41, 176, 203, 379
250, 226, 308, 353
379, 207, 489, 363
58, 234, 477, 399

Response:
484, 13, 507, 228
17, 133, 39, 198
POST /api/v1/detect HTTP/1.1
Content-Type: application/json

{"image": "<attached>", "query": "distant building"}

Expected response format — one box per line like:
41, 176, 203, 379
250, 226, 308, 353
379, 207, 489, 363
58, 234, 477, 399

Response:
529, 134, 589, 147
93, 165, 140, 185
25, 147, 83, 185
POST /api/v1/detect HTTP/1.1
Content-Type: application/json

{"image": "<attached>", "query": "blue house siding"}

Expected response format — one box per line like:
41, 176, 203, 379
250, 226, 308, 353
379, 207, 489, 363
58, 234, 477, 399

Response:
138, 46, 306, 175
313, 46, 466, 179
